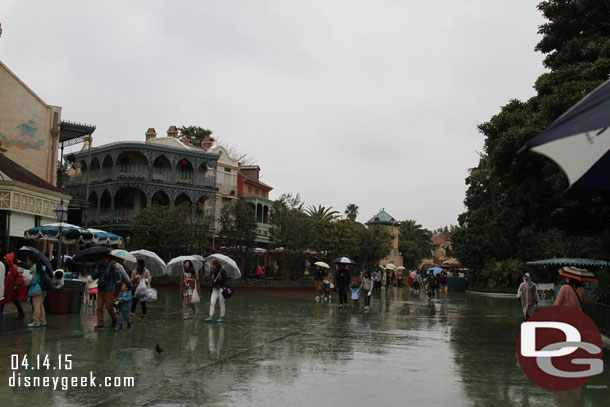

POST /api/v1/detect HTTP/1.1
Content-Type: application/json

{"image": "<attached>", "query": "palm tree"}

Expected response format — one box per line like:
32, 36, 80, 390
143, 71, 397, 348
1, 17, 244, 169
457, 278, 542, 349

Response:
399, 220, 432, 255
345, 203, 359, 222
305, 205, 340, 222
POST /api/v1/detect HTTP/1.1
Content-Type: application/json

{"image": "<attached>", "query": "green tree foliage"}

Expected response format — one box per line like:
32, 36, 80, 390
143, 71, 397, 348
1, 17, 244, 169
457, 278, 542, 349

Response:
453, 0, 610, 293
178, 125, 214, 146
218, 200, 257, 251
355, 225, 393, 270
398, 220, 432, 269
305, 205, 340, 222
130, 204, 209, 260
344, 203, 359, 221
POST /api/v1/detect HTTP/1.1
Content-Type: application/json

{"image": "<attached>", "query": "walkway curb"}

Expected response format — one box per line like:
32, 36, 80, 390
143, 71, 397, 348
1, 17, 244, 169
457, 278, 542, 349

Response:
466, 290, 515, 298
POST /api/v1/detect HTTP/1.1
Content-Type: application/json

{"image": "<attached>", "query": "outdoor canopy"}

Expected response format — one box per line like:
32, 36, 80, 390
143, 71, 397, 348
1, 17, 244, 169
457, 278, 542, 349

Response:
24, 223, 93, 244
521, 78, 610, 190
526, 258, 608, 267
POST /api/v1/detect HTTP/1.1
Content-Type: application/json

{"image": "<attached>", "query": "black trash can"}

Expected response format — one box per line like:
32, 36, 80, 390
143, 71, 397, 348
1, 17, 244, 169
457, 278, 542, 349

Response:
63, 279, 86, 314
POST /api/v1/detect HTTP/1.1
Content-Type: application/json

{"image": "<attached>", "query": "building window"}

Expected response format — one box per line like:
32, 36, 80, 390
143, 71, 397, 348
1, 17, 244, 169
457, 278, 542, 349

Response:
248, 185, 252, 194
224, 168, 231, 173
255, 187, 259, 196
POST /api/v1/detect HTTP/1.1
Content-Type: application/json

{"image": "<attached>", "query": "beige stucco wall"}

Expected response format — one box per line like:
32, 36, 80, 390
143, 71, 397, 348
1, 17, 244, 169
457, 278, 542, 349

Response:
0, 60, 61, 185
211, 146, 239, 232
378, 224, 404, 267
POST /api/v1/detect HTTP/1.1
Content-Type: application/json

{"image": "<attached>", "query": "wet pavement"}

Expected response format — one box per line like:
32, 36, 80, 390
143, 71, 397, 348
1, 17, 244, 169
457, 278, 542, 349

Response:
1, 287, 609, 406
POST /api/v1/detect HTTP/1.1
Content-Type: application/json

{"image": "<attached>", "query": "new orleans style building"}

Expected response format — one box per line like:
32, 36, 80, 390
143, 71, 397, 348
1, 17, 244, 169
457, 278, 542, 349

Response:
63, 127, 218, 237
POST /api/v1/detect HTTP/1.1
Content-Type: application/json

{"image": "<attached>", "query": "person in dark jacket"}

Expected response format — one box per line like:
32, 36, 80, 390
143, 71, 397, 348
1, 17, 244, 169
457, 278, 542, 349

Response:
335, 264, 351, 309
91, 254, 122, 329
204, 260, 227, 324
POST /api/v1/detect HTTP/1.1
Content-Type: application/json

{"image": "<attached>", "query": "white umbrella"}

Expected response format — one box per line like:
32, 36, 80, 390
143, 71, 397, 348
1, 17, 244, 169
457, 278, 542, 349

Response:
314, 261, 330, 269
166, 255, 203, 276
205, 253, 241, 279
384, 263, 396, 270
397, 266, 406, 270
130, 250, 167, 278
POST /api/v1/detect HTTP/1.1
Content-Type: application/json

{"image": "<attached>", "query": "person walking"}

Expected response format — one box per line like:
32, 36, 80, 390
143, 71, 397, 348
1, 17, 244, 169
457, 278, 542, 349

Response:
322, 268, 332, 301
0, 253, 27, 321
517, 272, 538, 320
554, 276, 586, 311
85, 272, 98, 306
425, 272, 438, 299
180, 260, 200, 319
313, 265, 324, 301
24, 255, 46, 328
131, 259, 152, 322
204, 260, 227, 324
335, 264, 350, 309
359, 270, 374, 312
115, 281, 133, 332
91, 254, 122, 330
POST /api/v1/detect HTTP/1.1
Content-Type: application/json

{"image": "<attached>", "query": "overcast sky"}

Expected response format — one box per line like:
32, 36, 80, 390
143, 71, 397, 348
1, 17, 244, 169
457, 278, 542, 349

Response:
1, 1, 546, 230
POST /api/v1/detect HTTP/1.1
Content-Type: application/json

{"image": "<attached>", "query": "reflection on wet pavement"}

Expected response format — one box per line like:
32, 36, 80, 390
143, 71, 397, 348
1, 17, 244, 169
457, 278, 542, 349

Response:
0, 287, 608, 406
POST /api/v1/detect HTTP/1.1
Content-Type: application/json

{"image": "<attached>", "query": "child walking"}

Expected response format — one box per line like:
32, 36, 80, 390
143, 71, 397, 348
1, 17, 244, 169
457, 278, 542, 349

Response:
115, 282, 132, 332
350, 284, 360, 308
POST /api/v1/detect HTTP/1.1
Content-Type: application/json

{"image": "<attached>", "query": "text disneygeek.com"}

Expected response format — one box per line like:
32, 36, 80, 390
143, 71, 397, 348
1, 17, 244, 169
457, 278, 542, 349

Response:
8, 354, 135, 390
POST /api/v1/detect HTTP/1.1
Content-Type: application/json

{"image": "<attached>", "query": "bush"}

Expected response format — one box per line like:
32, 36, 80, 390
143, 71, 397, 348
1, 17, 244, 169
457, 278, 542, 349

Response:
470, 259, 528, 293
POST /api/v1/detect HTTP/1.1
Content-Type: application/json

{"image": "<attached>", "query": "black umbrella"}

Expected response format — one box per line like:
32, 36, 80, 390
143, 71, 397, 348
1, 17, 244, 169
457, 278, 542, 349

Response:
73, 246, 111, 263
521, 79, 610, 190
17, 246, 53, 277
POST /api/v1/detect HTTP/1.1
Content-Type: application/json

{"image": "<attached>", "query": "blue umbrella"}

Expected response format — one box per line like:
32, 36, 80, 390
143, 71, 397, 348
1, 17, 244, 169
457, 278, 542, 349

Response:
87, 229, 123, 246
427, 267, 443, 275
17, 246, 53, 276
331, 256, 357, 265
521, 79, 610, 189
24, 223, 93, 244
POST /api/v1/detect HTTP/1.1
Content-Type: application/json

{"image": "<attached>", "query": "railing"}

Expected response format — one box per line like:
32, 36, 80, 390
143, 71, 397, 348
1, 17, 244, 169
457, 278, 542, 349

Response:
587, 301, 610, 336
64, 166, 216, 189
87, 208, 208, 226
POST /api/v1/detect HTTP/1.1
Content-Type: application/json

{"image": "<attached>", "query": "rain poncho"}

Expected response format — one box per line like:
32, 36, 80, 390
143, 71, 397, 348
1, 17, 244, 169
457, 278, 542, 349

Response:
517, 280, 538, 318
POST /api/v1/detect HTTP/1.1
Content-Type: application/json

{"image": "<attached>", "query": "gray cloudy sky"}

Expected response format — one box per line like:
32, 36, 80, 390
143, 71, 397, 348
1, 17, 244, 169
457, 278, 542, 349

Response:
1, 1, 546, 230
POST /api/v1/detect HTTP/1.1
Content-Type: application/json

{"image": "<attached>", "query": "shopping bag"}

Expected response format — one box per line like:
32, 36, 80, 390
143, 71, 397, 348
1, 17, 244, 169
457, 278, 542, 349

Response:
134, 279, 148, 299
145, 288, 158, 301
191, 287, 200, 304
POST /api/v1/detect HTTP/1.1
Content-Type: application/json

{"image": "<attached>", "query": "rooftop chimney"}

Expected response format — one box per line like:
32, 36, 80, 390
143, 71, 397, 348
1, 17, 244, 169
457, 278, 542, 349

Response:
201, 135, 213, 151
167, 125, 178, 138
145, 128, 157, 141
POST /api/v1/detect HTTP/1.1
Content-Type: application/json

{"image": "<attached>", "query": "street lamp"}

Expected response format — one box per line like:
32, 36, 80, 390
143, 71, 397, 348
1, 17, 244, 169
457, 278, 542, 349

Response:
125, 235, 131, 249
54, 199, 68, 270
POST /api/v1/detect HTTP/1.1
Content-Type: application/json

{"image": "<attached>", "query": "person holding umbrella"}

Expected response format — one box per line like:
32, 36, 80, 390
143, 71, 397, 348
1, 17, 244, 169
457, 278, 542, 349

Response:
91, 254, 122, 330
131, 259, 151, 322
335, 264, 351, 309
180, 260, 200, 319
313, 264, 325, 301
23, 254, 46, 328
204, 260, 227, 324
554, 274, 587, 311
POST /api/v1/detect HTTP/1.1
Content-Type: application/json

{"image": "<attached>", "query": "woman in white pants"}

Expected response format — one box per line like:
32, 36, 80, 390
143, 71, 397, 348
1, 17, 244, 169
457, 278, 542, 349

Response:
204, 260, 227, 324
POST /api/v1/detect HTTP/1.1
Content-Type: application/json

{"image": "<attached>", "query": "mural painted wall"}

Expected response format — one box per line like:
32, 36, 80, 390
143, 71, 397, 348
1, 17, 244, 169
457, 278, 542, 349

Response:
0, 60, 61, 185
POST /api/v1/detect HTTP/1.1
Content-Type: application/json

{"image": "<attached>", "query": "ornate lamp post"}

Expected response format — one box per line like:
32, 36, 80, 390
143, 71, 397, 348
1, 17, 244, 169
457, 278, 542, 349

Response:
125, 235, 131, 250
54, 199, 68, 270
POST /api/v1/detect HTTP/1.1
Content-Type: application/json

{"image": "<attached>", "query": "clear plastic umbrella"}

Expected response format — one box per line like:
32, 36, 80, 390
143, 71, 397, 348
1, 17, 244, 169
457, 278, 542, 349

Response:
205, 253, 241, 279
166, 255, 203, 276
129, 250, 167, 278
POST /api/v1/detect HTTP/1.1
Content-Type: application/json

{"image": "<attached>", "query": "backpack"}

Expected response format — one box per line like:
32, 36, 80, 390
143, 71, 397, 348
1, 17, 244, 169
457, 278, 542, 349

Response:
40, 269, 52, 291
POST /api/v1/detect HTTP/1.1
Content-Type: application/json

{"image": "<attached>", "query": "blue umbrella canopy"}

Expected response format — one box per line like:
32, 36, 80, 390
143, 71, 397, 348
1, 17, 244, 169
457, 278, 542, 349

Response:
526, 258, 608, 267
24, 223, 92, 244
522, 79, 610, 190
87, 229, 123, 246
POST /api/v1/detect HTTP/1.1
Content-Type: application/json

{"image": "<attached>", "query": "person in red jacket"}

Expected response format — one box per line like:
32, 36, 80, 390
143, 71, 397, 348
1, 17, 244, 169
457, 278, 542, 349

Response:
0, 253, 27, 320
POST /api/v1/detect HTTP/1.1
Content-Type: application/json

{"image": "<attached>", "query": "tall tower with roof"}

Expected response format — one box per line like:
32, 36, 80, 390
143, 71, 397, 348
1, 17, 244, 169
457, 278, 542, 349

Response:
366, 209, 403, 268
